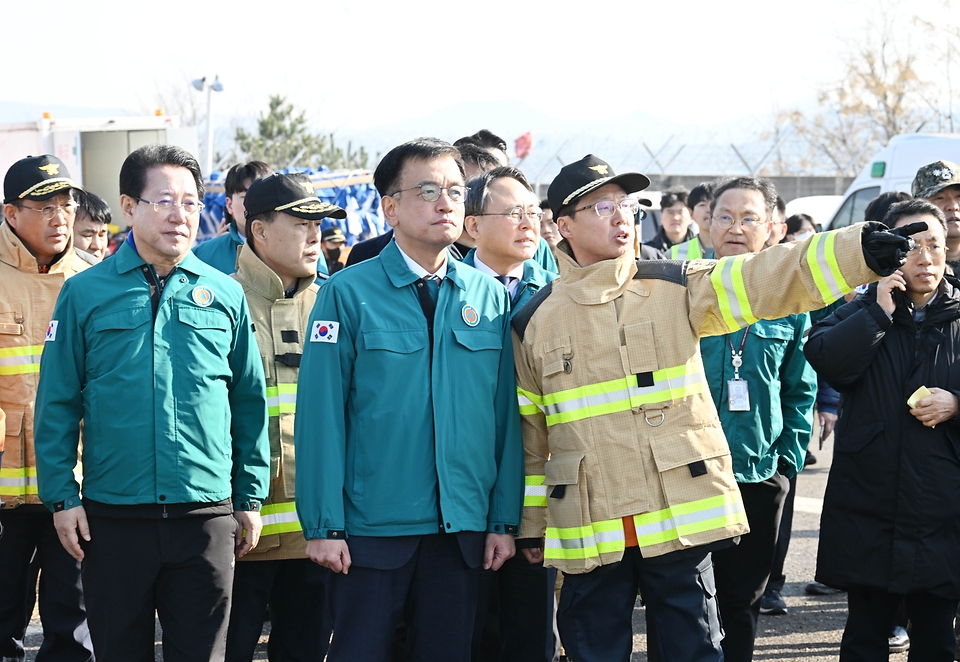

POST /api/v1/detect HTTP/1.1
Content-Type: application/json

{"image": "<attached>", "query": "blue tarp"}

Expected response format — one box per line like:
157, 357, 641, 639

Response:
198, 166, 384, 245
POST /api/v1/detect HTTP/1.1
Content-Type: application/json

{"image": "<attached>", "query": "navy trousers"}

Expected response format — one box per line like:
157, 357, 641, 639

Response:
0, 507, 93, 662
558, 546, 723, 662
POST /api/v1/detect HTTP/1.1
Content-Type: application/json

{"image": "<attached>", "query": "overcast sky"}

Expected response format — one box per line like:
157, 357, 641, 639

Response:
5, 0, 945, 135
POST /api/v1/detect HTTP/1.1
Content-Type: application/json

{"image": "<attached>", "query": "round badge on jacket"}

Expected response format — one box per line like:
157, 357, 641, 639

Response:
191, 285, 215, 307
462, 304, 479, 327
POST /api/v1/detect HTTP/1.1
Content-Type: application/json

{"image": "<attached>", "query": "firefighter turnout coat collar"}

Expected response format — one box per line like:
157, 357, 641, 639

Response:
511, 224, 878, 574
0, 222, 88, 508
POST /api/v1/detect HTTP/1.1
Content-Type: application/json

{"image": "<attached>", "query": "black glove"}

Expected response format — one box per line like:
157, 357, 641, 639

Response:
861, 221, 928, 275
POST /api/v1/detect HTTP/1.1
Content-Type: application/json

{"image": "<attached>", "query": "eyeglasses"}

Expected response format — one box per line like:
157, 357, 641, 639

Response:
474, 207, 544, 224
712, 214, 767, 229
574, 199, 642, 218
136, 197, 205, 215
18, 201, 79, 221
390, 183, 468, 204
906, 242, 945, 258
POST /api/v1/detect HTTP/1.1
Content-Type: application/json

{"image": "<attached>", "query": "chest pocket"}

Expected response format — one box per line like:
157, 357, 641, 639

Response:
0, 304, 24, 336
747, 319, 795, 366
362, 329, 428, 353
623, 321, 659, 375
452, 327, 500, 352
177, 307, 233, 359
178, 306, 231, 332
540, 336, 573, 378
92, 307, 152, 333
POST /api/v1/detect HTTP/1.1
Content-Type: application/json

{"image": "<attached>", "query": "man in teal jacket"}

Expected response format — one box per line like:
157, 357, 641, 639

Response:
699, 177, 817, 662
194, 160, 272, 274
34, 144, 270, 662
462, 165, 558, 661
295, 138, 523, 662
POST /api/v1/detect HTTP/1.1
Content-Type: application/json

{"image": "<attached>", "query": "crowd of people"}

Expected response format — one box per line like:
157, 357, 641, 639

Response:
1, 128, 959, 662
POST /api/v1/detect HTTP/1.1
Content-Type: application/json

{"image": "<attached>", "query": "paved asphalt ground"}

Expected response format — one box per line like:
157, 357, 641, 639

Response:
24, 429, 913, 661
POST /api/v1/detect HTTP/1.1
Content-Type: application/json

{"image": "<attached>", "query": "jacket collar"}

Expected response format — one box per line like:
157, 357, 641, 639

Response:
234, 243, 313, 300
555, 239, 637, 305
114, 234, 212, 278
0, 221, 80, 274
380, 238, 466, 292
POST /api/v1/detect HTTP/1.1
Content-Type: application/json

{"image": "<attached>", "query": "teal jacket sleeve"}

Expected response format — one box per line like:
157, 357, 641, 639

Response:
34, 280, 84, 511
772, 313, 817, 477
485, 300, 525, 534
295, 281, 354, 540
228, 296, 270, 505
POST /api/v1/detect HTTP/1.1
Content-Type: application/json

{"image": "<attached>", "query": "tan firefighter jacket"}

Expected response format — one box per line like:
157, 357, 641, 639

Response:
232, 244, 318, 560
512, 223, 877, 574
0, 222, 88, 508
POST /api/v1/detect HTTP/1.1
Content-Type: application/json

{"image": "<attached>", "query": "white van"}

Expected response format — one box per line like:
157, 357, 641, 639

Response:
828, 133, 960, 229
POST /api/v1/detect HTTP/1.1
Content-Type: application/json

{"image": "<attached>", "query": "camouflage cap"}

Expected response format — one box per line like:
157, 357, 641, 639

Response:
912, 160, 960, 199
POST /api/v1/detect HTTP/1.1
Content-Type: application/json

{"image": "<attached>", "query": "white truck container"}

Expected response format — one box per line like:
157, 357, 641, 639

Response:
828, 133, 960, 229
0, 114, 197, 227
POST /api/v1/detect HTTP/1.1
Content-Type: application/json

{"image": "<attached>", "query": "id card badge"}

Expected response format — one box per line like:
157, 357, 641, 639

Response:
727, 379, 751, 411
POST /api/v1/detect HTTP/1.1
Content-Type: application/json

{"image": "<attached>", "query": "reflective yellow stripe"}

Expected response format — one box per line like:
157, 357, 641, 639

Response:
633, 492, 747, 547
0, 467, 38, 497
524, 475, 547, 507
670, 238, 702, 260
540, 364, 706, 426
710, 256, 758, 332
260, 501, 302, 536
807, 232, 852, 304
266, 384, 297, 417
517, 387, 544, 416
0, 345, 43, 376
545, 518, 626, 560
544, 492, 747, 561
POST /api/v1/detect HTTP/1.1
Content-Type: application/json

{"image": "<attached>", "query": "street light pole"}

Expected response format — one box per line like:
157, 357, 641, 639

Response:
191, 75, 224, 177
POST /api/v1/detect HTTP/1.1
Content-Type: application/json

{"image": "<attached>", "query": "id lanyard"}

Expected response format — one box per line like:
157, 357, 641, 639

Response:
727, 326, 751, 411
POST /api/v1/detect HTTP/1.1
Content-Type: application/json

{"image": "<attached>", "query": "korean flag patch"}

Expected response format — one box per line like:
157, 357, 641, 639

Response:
311, 321, 340, 343
45, 320, 58, 342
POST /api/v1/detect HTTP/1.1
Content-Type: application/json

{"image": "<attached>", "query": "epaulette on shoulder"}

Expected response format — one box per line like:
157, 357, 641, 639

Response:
511, 281, 555, 342
633, 259, 688, 286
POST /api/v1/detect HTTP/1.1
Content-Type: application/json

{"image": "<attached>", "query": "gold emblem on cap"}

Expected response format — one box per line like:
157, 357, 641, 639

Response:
39, 163, 61, 176
589, 165, 609, 175
301, 180, 315, 196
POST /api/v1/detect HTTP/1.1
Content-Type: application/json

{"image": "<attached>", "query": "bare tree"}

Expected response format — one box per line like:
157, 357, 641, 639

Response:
915, 1, 960, 132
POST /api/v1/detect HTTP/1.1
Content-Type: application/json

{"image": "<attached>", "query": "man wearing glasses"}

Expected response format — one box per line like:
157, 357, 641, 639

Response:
461, 165, 558, 661
511, 155, 923, 661
295, 138, 523, 661
34, 144, 269, 661
0, 155, 94, 662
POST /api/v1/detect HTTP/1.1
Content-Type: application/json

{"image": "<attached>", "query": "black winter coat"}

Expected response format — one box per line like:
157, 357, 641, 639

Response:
804, 279, 960, 598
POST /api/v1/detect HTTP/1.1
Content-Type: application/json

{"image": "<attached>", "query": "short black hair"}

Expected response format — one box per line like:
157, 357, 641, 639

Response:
785, 213, 814, 236
119, 144, 204, 200
373, 138, 465, 198
864, 190, 912, 223
540, 198, 551, 212
224, 161, 272, 196
883, 199, 947, 232
464, 166, 533, 217
775, 196, 787, 222
455, 129, 507, 154
687, 182, 715, 210
457, 142, 502, 174
660, 187, 689, 210
710, 177, 778, 221
244, 210, 278, 255
75, 189, 111, 226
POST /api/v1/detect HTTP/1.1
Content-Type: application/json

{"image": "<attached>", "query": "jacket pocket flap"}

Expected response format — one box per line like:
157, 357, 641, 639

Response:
544, 452, 585, 485
0, 323, 23, 335
362, 329, 427, 353
92, 307, 152, 332
178, 307, 231, 331
749, 319, 794, 340
623, 321, 659, 373
648, 425, 729, 472
540, 336, 571, 377
836, 420, 884, 454
452, 327, 501, 351
3, 409, 23, 436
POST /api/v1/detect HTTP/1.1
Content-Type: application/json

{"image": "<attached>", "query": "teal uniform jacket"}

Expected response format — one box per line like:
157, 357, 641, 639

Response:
194, 220, 330, 278
533, 237, 557, 274
34, 239, 270, 510
461, 250, 557, 317
294, 240, 523, 540
700, 313, 816, 483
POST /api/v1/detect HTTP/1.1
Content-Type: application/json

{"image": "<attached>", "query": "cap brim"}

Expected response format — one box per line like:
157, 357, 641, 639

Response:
917, 181, 960, 199
562, 172, 651, 208
19, 178, 83, 201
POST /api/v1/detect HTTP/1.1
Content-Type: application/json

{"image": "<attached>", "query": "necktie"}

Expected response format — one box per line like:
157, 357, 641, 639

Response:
495, 275, 517, 291
424, 275, 440, 307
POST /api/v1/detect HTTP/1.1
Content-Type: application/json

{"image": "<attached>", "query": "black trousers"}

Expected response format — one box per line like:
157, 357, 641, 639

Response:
82, 512, 237, 662
0, 507, 93, 662
328, 533, 483, 662
765, 473, 795, 593
559, 546, 723, 662
841, 587, 959, 662
712, 473, 789, 662
225, 558, 332, 662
